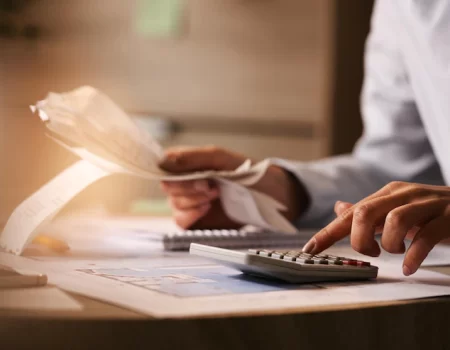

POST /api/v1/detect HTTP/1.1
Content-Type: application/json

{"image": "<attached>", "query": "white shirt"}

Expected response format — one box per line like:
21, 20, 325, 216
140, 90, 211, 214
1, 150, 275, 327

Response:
281, 0, 450, 228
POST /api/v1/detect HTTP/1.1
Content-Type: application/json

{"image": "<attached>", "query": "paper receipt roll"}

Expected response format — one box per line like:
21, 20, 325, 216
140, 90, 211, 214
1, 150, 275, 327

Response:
0, 160, 109, 255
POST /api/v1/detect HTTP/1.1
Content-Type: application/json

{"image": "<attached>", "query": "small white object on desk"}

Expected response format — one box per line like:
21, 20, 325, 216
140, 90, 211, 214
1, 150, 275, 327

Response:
0, 265, 48, 289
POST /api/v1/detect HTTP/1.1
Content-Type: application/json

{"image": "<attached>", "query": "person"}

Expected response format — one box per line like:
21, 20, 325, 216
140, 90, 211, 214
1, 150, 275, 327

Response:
159, 0, 450, 276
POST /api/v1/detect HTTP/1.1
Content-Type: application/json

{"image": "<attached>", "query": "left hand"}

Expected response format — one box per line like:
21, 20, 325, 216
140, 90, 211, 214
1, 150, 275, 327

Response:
159, 146, 305, 229
302, 181, 450, 276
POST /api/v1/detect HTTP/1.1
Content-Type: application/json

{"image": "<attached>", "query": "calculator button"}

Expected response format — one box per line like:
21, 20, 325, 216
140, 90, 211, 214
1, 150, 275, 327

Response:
326, 255, 344, 260
229, 230, 239, 237
317, 254, 329, 259
259, 250, 274, 257
272, 251, 290, 259
332, 260, 343, 265
248, 249, 370, 267
284, 256, 297, 262
284, 252, 298, 261
295, 258, 314, 264
285, 251, 298, 256
314, 254, 329, 260
312, 258, 329, 265
343, 260, 357, 266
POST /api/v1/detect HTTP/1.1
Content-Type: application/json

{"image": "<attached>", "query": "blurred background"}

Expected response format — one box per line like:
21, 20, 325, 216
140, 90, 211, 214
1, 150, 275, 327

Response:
0, 0, 374, 224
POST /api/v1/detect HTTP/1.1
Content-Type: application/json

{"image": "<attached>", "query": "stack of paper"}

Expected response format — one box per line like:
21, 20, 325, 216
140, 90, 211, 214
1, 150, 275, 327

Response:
0, 86, 298, 255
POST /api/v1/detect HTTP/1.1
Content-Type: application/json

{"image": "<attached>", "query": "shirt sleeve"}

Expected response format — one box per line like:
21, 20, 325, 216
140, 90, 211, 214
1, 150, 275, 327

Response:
272, 0, 444, 228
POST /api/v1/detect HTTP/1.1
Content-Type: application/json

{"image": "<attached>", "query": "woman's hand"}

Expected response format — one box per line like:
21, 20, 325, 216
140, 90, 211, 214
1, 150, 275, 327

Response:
302, 181, 450, 276
159, 146, 307, 230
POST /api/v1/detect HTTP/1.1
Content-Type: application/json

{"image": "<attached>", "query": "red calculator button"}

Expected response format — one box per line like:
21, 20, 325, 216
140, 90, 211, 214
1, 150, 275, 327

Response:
343, 260, 357, 266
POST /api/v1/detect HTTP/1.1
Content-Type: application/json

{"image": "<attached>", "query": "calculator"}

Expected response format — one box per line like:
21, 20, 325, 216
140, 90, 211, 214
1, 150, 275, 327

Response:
189, 243, 378, 283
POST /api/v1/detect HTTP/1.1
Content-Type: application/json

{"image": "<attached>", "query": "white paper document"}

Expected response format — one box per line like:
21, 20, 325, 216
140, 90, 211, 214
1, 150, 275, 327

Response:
2, 248, 450, 318
1, 86, 297, 255
0, 160, 109, 255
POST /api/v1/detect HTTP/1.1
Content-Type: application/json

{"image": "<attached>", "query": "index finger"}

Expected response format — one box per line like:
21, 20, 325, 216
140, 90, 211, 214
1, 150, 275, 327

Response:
302, 186, 394, 254
302, 212, 353, 254
159, 146, 246, 173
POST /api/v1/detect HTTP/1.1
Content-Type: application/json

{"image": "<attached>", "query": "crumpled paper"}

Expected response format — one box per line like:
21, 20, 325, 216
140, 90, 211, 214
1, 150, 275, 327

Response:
0, 86, 298, 255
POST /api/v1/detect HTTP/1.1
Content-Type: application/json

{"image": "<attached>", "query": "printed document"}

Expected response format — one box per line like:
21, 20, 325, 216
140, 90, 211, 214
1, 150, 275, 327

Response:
2, 247, 450, 318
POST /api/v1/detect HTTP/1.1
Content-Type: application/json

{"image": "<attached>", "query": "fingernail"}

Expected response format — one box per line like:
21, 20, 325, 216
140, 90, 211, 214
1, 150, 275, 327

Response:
302, 238, 316, 254
403, 265, 412, 276
194, 180, 209, 192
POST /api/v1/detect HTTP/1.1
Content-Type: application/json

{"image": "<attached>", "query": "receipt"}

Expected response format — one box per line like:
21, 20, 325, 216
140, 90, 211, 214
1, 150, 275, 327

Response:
0, 160, 109, 255
217, 179, 274, 230
34, 87, 164, 173
1, 86, 298, 255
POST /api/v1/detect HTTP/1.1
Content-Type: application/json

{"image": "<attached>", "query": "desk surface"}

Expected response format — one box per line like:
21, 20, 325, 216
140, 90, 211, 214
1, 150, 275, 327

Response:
2, 266, 450, 349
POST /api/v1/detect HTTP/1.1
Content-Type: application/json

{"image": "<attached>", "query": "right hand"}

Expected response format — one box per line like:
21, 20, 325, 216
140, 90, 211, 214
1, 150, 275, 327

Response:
159, 146, 308, 229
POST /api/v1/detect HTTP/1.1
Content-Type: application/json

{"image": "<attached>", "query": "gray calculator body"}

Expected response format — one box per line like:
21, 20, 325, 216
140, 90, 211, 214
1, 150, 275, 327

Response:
190, 243, 378, 283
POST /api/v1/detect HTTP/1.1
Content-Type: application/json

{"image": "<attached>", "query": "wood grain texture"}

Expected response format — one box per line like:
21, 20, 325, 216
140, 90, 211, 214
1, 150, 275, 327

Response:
1, 295, 450, 349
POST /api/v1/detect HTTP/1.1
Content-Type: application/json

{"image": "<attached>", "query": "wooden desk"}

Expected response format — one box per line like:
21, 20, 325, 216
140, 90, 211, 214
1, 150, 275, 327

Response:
2, 266, 450, 349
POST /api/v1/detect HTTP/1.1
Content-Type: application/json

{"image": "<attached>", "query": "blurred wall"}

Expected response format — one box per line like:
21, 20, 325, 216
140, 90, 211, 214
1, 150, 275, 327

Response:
331, 0, 374, 155
0, 0, 372, 221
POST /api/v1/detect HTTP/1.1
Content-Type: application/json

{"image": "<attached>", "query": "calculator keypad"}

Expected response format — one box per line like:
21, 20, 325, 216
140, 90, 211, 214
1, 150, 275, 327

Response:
248, 249, 371, 267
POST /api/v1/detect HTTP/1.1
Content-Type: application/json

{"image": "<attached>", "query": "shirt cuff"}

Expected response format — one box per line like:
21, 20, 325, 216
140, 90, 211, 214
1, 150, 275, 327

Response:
268, 158, 336, 228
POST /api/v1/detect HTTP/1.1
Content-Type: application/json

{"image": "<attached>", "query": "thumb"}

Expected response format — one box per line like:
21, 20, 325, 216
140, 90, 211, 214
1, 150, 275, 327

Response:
159, 146, 247, 173
334, 201, 353, 216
